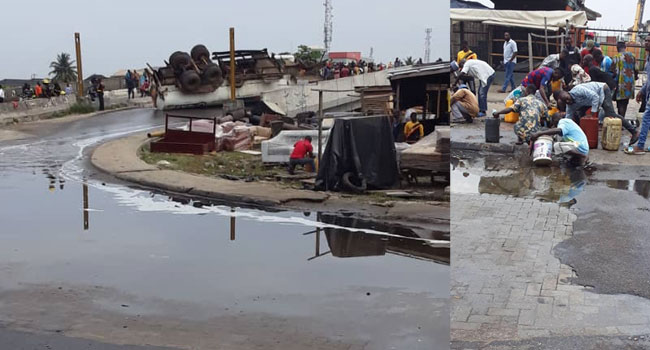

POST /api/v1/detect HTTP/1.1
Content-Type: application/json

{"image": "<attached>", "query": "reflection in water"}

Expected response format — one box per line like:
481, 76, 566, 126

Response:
455, 155, 588, 205
318, 214, 450, 265
83, 182, 89, 230
598, 180, 650, 199
230, 207, 235, 241
222, 208, 448, 264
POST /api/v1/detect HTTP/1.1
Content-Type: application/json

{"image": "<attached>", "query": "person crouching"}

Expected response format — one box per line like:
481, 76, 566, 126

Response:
493, 84, 548, 145
529, 113, 589, 167
288, 136, 316, 175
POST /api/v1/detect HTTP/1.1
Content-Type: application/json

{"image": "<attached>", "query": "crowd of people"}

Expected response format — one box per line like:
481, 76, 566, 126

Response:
450, 31, 650, 166
125, 70, 150, 99
319, 56, 427, 80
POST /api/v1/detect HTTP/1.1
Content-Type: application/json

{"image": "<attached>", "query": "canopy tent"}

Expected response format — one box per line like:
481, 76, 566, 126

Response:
450, 9, 588, 31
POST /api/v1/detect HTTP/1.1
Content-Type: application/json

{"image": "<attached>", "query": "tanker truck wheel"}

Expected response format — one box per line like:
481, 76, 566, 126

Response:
170, 51, 191, 71
179, 70, 201, 92
202, 63, 224, 87
191, 45, 211, 64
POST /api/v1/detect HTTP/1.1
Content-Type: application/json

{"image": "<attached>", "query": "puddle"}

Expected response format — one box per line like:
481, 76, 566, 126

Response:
590, 179, 650, 200
0, 109, 449, 348
452, 151, 588, 205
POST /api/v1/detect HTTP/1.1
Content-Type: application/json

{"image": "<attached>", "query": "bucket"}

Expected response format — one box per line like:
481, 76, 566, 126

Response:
532, 136, 554, 166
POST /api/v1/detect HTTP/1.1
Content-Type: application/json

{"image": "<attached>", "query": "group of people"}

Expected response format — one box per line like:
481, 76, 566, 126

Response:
125, 70, 150, 99
16, 80, 73, 100
450, 30, 650, 166
88, 77, 105, 110
321, 60, 386, 80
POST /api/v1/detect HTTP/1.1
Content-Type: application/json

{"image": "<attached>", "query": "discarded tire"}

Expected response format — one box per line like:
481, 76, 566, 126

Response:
202, 63, 223, 86
342, 172, 367, 193
169, 51, 191, 71
191, 45, 211, 63
179, 70, 201, 92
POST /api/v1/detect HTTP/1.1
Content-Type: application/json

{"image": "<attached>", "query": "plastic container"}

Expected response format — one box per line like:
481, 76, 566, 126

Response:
549, 107, 559, 116
532, 136, 554, 166
504, 99, 519, 123
485, 117, 500, 143
579, 116, 599, 149
601, 117, 622, 151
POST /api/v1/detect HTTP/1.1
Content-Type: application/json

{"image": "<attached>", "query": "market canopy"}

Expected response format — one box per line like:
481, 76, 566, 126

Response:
450, 9, 588, 31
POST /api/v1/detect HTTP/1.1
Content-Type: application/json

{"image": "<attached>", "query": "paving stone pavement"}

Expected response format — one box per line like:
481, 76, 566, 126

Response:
451, 193, 650, 348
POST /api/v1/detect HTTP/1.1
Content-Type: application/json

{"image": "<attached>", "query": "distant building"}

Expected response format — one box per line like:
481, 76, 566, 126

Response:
325, 52, 362, 64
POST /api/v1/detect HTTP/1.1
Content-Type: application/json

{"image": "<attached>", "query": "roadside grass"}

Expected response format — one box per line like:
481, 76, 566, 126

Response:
139, 144, 285, 179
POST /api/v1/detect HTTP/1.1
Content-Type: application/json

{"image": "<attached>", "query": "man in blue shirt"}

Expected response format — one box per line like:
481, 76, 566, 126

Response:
555, 82, 638, 144
530, 113, 589, 166
631, 36, 650, 154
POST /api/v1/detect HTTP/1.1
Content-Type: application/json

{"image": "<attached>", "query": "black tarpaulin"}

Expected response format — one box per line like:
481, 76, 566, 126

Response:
314, 116, 398, 191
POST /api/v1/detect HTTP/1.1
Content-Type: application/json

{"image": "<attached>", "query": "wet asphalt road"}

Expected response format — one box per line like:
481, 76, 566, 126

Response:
554, 180, 650, 298
0, 328, 178, 350
0, 109, 449, 349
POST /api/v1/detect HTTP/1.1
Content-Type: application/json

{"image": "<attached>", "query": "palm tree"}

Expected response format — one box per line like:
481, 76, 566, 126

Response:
404, 56, 415, 65
49, 53, 77, 83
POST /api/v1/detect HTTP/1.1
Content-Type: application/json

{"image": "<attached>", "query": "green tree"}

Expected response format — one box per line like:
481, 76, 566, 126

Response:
49, 53, 77, 83
294, 45, 324, 65
404, 56, 415, 65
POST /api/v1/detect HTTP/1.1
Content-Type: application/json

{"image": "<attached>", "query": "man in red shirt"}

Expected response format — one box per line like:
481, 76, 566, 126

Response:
288, 136, 315, 175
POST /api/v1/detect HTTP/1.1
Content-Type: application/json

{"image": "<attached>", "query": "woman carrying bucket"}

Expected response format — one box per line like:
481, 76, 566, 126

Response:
493, 85, 549, 145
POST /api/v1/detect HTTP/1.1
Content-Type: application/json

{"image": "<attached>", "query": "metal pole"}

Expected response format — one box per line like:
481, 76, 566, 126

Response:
229, 27, 236, 101
544, 17, 549, 56
318, 90, 323, 167
528, 33, 534, 72
74, 33, 83, 98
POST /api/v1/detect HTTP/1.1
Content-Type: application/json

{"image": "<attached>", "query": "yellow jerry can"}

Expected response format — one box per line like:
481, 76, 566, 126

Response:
504, 99, 519, 123
601, 117, 622, 151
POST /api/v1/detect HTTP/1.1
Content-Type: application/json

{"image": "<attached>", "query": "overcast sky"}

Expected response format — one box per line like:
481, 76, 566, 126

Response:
0, 0, 449, 79
472, 0, 648, 32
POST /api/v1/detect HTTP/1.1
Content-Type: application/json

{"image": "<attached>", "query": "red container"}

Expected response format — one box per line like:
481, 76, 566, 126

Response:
579, 116, 599, 149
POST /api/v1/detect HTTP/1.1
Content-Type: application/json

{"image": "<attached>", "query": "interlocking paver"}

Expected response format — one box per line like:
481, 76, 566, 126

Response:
451, 193, 650, 346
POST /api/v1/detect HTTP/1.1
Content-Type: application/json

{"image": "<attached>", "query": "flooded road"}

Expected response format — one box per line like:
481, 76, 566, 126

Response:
0, 109, 449, 349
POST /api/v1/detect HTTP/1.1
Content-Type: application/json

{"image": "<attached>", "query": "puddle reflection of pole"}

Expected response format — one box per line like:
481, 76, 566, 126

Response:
304, 213, 330, 261
230, 207, 235, 241
83, 182, 89, 230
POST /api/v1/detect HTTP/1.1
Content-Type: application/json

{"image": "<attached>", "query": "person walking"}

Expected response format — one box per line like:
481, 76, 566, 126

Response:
630, 36, 650, 154
453, 59, 495, 117
97, 78, 105, 111
0, 85, 5, 103
125, 70, 134, 99
498, 32, 517, 93
611, 41, 637, 117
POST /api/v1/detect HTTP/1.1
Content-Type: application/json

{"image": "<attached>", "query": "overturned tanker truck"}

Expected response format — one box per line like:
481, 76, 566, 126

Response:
150, 44, 290, 110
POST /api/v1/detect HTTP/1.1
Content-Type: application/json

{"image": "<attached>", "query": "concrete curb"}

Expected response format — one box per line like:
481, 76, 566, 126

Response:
0, 103, 152, 127
90, 134, 331, 208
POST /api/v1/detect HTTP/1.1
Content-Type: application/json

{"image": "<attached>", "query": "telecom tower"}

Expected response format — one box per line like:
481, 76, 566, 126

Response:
324, 0, 333, 53
424, 28, 432, 63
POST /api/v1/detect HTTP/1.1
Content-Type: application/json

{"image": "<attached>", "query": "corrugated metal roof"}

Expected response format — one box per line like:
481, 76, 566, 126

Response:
386, 62, 450, 80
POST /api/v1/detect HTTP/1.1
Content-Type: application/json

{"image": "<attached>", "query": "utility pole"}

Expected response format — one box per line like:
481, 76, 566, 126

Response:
323, 0, 333, 53
74, 33, 83, 98
229, 27, 236, 101
424, 28, 432, 63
